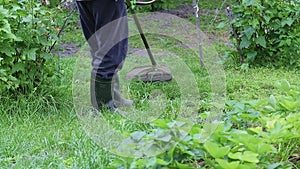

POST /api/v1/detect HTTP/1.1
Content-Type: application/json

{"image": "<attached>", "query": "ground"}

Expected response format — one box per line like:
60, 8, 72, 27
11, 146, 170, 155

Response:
1, 2, 299, 169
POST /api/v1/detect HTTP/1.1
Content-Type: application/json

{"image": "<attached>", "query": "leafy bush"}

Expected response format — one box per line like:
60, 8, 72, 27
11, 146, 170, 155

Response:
0, 1, 59, 94
229, 0, 300, 67
109, 80, 300, 168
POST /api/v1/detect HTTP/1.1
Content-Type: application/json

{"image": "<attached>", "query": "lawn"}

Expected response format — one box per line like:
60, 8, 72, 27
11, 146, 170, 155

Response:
1, 51, 299, 168
1, 1, 299, 168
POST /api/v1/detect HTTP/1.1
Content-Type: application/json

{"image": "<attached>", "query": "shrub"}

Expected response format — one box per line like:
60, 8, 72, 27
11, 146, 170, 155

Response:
0, 1, 59, 94
229, 0, 300, 67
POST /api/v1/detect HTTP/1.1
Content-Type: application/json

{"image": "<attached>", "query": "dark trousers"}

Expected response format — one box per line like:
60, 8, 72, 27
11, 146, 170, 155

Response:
76, 0, 128, 79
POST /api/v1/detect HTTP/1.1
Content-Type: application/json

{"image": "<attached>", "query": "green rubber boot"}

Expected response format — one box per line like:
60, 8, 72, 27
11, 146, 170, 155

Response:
91, 76, 114, 111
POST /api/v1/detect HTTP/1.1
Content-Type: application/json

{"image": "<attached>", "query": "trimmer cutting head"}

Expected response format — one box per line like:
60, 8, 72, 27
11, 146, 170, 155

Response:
126, 65, 172, 82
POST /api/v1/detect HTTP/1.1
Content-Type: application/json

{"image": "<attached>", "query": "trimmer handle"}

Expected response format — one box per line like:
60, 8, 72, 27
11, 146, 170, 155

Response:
126, 0, 155, 6
134, 0, 156, 5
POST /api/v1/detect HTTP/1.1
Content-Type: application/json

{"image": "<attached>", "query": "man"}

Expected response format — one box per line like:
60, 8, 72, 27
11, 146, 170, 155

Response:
76, 0, 133, 111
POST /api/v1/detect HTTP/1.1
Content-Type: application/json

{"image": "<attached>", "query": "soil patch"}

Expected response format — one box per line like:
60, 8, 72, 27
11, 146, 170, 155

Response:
52, 42, 80, 57
160, 4, 195, 19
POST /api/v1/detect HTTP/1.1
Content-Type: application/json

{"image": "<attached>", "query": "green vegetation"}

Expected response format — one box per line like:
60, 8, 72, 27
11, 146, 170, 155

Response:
228, 0, 300, 67
0, 1, 62, 94
1, 0, 299, 168
2, 57, 300, 168
108, 79, 300, 168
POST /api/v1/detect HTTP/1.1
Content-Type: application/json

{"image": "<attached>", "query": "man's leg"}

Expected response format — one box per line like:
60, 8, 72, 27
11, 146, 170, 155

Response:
90, 0, 128, 79
78, 0, 131, 110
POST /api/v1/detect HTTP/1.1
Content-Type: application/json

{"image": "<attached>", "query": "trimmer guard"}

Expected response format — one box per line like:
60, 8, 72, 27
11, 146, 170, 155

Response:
126, 65, 172, 82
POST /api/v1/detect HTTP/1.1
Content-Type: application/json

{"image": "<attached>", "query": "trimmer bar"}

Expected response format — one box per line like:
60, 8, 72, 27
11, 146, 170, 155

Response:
125, 0, 172, 82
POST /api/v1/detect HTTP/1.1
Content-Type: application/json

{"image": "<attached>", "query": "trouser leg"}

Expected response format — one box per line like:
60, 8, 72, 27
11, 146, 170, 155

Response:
90, 0, 128, 79
77, 0, 130, 110
77, 0, 128, 79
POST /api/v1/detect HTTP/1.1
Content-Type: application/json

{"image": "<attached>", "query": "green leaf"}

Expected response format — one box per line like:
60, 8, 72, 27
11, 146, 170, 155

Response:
268, 121, 292, 139
241, 63, 249, 71
8, 75, 18, 82
130, 131, 146, 141
228, 151, 259, 163
21, 15, 32, 23
167, 121, 186, 128
240, 36, 251, 49
216, 159, 240, 169
152, 119, 170, 129
144, 143, 161, 156
0, 45, 16, 57
12, 62, 25, 73
244, 27, 256, 39
242, 0, 255, 6
0, 19, 17, 40
279, 99, 297, 111
275, 80, 290, 92
281, 18, 294, 27
0, 77, 8, 82
246, 52, 257, 62
256, 143, 277, 154
216, 22, 226, 29
256, 36, 266, 48
155, 134, 172, 142
10, 4, 22, 13
24, 48, 38, 61
263, 15, 271, 23
267, 162, 285, 169
156, 158, 170, 165
40, 52, 53, 61
110, 158, 127, 168
0, 6, 9, 15
204, 141, 231, 158
269, 95, 277, 107
251, 19, 260, 28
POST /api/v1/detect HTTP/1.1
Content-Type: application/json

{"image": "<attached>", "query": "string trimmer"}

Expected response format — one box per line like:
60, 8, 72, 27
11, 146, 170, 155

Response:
125, 0, 172, 82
